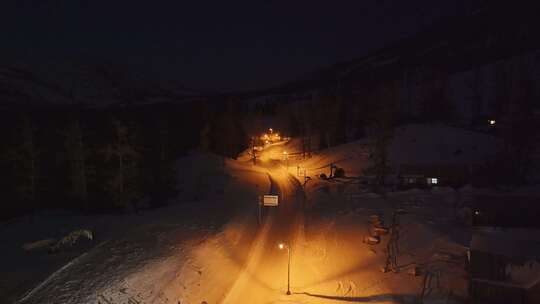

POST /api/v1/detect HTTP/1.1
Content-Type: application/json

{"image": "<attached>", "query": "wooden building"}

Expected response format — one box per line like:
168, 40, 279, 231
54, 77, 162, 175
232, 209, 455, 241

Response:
397, 163, 470, 189
469, 227, 540, 303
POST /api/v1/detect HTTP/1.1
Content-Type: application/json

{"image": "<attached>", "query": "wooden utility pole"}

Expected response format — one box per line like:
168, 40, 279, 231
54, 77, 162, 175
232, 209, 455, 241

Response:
301, 135, 311, 159
303, 173, 311, 189
329, 163, 336, 178
419, 269, 441, 303
384, 210, 401, 273
301, 136, 306, 159
257, 196, 262, 225
251, 136, 257, 165
302, 172, 311, 210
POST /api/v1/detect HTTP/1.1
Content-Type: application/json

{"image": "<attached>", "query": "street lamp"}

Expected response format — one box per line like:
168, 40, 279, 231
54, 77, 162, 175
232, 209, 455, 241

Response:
278, 243, 292, 295
283, 151, 289, 171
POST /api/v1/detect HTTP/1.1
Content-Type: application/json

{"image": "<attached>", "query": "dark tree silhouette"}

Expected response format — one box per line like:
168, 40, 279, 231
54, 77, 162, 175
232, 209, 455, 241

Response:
5, 115, 42, 210
101, 118, 141, 209
63, 117, 90, 209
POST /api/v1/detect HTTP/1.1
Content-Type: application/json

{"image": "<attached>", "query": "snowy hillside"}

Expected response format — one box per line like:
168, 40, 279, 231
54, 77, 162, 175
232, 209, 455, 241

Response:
280, 123, 499, 180
1, 128, 529, 304
388, 124, 500, 166
0, 63, 205, 108
1, 152, 270, 304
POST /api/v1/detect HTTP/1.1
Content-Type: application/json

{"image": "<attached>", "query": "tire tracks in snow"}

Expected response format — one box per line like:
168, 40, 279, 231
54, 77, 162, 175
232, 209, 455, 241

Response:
221, 165, 307, 303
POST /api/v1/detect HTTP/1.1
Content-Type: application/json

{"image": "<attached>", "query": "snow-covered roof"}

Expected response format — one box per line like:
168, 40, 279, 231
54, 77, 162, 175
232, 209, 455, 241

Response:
388, 124, 500, 167
398, 163, 469, 178
471, 228, 540, 259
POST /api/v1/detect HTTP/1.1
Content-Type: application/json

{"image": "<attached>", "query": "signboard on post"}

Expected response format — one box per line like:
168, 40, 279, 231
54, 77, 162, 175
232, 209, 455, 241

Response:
263, 195, 279, 206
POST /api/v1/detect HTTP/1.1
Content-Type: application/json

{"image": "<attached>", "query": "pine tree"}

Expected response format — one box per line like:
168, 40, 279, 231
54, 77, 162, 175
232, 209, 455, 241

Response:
101, 118, 140, 209
365, 116, 393, 187
211, 107, 247, 158
64, 117, 90, 209
154, 119, 176, 197
5, 115, 41, 210
199, 122, 211, 152
364, 83, 397, 188
294, 101, 314, 158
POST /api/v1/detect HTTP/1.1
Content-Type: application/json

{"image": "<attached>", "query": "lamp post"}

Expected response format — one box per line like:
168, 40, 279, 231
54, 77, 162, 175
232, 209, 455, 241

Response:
278, 243, 291, 295
283, 151, 289, 172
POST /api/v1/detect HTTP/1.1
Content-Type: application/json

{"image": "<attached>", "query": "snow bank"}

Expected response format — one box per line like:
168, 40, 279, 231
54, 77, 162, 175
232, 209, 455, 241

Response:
431, 186, 456, 194
359, 192, 381, 199
392, 188, 426, 196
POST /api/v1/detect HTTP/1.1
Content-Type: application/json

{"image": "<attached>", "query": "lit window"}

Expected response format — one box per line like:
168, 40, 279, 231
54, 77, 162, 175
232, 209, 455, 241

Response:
427, 177, 438, 185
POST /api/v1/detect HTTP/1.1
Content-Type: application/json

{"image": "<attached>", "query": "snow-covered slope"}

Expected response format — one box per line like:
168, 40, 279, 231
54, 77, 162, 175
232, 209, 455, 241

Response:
1, 152, 270, 304
281, 124, 499, 180
0, 63, 205, 108
0, 127, 514, 304
388, 124, 500, 166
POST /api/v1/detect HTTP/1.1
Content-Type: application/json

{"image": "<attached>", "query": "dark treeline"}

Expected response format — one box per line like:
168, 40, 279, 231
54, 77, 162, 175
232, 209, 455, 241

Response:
242, 0, 540, 187
0, 98, 249, 220
244, 1, 540, 187
205, 99, 248, 158
249, 62, 540, 187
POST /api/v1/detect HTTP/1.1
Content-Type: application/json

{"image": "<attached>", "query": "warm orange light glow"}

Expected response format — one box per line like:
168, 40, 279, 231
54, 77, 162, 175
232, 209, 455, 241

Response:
278, 243, 284, 249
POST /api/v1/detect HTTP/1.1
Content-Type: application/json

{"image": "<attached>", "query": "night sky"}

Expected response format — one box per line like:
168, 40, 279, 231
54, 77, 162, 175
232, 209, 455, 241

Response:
2, 1, 475, 91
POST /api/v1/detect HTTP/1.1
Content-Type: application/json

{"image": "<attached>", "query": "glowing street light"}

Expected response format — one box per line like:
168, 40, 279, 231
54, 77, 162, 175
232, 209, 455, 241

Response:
489, 119, 496, 126
278, 243, 292, 295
